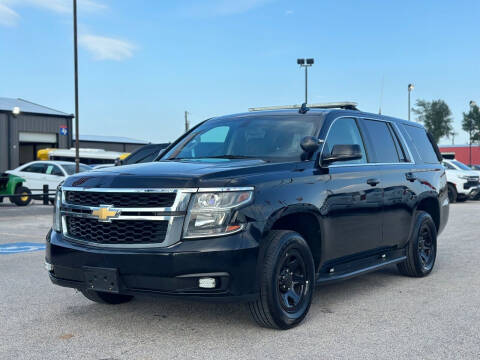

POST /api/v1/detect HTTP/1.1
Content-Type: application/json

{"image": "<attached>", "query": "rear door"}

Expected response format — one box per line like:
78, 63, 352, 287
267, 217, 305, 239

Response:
358, 119, 416, 250
321, 117, 384, 261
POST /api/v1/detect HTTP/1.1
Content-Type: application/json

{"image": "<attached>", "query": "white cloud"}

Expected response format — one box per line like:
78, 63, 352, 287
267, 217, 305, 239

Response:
0, 3, 19, 26
79, 34, 136, 61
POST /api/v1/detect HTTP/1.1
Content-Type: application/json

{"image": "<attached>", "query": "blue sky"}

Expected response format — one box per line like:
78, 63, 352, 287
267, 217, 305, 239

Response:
0, 0, 478, 145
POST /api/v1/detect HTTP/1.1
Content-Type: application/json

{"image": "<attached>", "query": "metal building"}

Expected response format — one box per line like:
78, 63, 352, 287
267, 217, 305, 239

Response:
1, 97, 155, 172
0, 97, 73, 172
74, 135, 149, 153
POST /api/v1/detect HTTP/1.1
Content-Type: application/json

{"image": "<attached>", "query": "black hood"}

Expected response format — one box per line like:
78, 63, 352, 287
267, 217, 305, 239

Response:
63, 159, 296, 189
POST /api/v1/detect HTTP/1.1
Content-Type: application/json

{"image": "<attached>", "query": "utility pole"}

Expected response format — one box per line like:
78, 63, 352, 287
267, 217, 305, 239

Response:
73, 0, 80, 173
297, 58, 314, 104
184, 111, 189, 132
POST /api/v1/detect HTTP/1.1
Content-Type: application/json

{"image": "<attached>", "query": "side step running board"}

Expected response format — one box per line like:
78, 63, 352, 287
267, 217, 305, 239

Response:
316, 254, 407, 285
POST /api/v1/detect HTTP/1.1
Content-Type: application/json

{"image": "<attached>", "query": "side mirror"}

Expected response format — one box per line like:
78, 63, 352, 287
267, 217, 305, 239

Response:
322, 144, 362, 164
300, 136, 321, 153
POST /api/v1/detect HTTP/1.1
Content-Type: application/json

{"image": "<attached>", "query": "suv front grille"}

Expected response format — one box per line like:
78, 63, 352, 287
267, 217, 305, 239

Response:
66, 216, 168, 245
65, 191, 176, 208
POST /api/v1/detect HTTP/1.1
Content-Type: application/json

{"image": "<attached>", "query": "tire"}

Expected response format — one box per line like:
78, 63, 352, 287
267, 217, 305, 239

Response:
248, 230, 315, 329
80, 289, 133, 304
397, 211, 437, 277
11, 186, 32, 206
447, 183, 457, 203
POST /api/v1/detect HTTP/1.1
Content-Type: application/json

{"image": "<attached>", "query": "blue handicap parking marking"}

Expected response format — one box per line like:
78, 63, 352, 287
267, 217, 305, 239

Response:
0, 242, 46, 254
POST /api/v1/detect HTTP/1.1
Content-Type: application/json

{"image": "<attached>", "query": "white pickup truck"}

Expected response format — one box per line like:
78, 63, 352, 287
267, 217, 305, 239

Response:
442, 159, 480, 202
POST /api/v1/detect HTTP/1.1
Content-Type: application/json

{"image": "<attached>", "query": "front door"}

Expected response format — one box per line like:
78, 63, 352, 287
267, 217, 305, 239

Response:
320, 117, 384, 262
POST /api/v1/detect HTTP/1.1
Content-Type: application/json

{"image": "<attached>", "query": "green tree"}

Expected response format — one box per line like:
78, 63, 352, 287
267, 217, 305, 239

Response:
462, 103, 480, 144
412, 99, 453, 143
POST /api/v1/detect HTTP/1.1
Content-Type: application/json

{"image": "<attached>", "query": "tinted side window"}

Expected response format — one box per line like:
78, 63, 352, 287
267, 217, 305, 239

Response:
402, 124, 440, 164
22, 163, 47, 174
323, 118, 367, 165
389, 125, 410, 162
360, 119, 400, 163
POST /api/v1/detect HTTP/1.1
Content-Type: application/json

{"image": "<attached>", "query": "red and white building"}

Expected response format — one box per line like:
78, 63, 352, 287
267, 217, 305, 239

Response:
438, 145, 480, 165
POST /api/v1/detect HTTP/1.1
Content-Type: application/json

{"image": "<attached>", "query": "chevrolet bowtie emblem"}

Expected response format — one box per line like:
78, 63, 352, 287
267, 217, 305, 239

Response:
91, 205, 120, 222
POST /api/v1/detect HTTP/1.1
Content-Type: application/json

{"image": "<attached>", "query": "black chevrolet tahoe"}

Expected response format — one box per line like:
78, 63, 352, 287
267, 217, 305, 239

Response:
46, 104, 449, 329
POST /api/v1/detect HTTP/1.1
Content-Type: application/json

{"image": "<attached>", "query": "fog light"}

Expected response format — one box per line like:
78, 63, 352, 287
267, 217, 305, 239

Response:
44, 261, 53, 272
198, 277, 216, 289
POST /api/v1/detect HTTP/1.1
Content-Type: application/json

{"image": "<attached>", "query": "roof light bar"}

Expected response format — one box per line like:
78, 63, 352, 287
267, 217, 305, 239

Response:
248, 102, 358, 112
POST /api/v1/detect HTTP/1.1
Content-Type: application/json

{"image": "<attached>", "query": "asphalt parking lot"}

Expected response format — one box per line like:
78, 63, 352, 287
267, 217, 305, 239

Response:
1, 202, 479, 360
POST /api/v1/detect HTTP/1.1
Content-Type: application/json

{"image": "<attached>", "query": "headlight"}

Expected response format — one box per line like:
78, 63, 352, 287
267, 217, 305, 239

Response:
458, 175, 470, 180
183, 189, 253, 238
53, 187, 62, 232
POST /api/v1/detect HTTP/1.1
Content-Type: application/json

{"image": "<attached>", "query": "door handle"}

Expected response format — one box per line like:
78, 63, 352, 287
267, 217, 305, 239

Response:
405, 172, 417, 182
367, 178, 380, 186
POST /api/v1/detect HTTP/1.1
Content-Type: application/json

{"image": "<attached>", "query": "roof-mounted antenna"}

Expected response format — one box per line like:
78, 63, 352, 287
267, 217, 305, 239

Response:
299, 102, 310, 114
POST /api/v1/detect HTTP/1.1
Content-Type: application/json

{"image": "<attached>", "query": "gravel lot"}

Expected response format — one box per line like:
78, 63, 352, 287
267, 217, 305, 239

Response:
1, 202, 479, 360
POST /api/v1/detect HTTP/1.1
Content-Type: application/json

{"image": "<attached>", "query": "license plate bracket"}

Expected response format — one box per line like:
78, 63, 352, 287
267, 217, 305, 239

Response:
84, 267, 120, 293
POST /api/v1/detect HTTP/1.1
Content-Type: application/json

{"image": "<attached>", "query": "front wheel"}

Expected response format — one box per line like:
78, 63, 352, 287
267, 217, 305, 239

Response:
397, 211, 437, 277
81, 289, 133, 304
248, 230, 315, 329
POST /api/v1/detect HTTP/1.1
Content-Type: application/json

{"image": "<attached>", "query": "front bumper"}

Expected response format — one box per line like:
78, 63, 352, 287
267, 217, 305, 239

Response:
46, 228, 260, 302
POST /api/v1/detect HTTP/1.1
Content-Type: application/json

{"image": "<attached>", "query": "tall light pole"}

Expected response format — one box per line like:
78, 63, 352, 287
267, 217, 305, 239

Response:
469, 100, 477, 166
297, 58, 314, 104
408, 83, 414, 121
73, 0, 80, 173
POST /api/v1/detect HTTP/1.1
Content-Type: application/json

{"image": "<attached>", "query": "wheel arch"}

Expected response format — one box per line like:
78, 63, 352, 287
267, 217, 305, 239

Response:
416, 196, 440, 232
263, 204, 322, 272
447, 181, 456, 189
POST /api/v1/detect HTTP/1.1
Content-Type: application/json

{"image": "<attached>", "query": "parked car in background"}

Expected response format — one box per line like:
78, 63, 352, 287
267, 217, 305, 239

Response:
6, 161, 91, 199
47, 103, 448, 329
442, 159, 480, 202
115, 143, 168, 166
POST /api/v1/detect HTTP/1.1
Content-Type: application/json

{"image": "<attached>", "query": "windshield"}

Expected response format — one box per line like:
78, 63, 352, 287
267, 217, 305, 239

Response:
451, 160, 471, 171
62, 164, 92, 175
163, 116, 319, 162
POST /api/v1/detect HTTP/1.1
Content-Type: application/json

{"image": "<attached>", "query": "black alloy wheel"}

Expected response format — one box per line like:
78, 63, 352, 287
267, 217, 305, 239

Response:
277, 250, 308, 313
417, 224, 435, 271
398, 211, 437, 277
249, 230, 315, 329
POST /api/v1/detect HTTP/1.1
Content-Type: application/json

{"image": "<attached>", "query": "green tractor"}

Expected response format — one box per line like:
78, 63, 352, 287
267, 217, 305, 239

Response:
0, 173, 32, 206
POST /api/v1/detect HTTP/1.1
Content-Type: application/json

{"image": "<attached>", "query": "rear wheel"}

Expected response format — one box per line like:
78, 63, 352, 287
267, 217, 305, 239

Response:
248, 230, 315, 329
80, 290, 133, 304
11, 186, 32, 206
447, 183, 457, 203
397, 211, 437, 277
